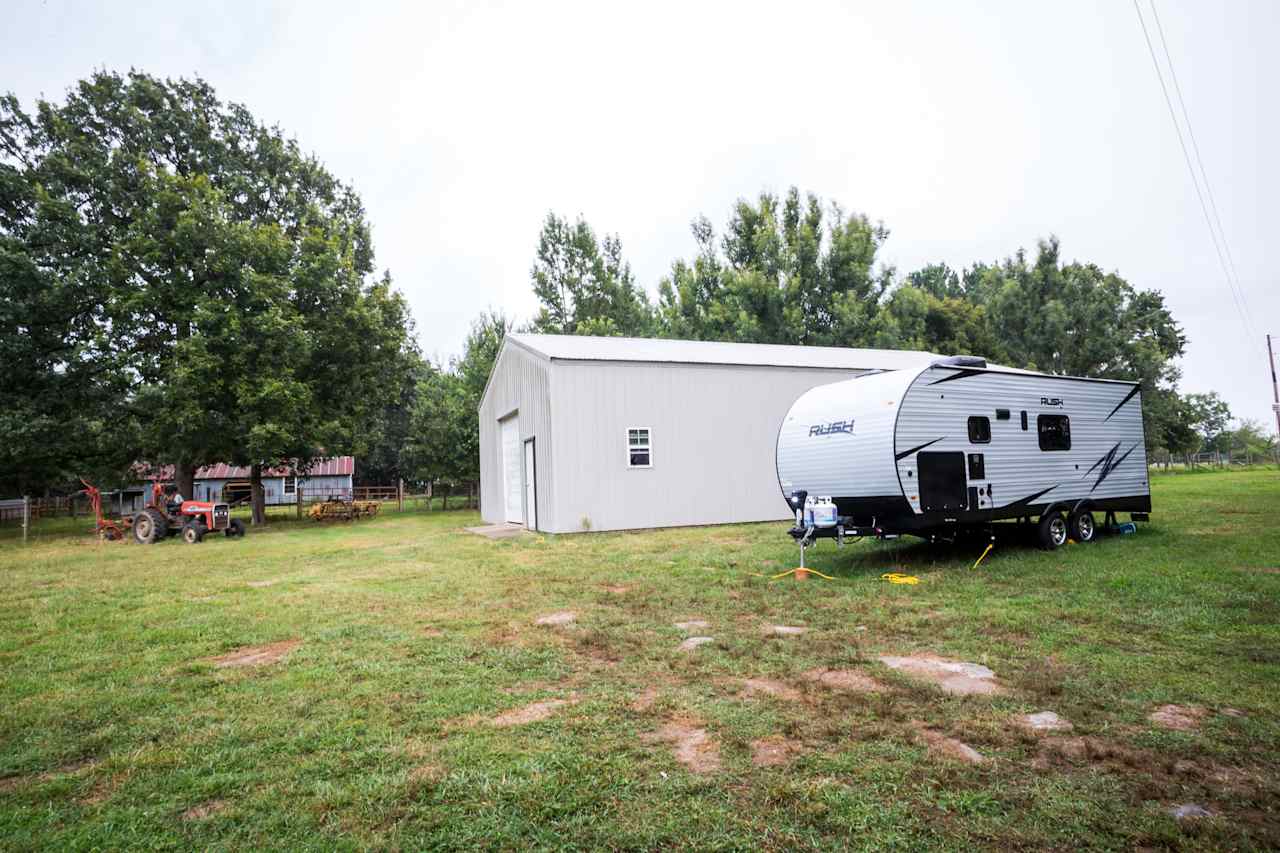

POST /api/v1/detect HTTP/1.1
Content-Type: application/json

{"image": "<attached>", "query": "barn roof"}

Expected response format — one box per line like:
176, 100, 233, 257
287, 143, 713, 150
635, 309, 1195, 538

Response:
134, 457, 355, 482
507, 334, 941, 371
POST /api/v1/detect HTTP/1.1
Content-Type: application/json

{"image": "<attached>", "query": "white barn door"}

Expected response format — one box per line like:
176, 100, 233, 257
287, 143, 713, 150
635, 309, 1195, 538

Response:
522, 439, 537, 530
500, 415, 522, 523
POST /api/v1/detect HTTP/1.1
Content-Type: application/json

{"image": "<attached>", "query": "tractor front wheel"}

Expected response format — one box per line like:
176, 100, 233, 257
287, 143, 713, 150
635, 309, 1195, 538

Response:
182, 521, 208, 544
133, 508, 168, 545
225, 519, 245, 538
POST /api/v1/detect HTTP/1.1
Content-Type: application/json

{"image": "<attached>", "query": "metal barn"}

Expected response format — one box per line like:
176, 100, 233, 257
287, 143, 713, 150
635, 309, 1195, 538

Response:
478, 335, 940, 533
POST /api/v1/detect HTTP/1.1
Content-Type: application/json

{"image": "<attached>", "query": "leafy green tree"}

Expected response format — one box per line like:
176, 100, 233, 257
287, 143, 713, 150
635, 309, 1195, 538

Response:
0, 71, 413, 517
530, 213, 651, 336
657, 188, 892, 346
1183, 392, 1233, 452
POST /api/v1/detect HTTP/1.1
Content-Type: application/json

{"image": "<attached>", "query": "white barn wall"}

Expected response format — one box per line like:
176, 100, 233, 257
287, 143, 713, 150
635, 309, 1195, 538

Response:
548, 361, 867, 533
478, 343, 554, 529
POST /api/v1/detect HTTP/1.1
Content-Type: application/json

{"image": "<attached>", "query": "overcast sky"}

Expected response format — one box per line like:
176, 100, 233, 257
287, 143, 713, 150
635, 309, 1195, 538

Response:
6, 0, 1277, 430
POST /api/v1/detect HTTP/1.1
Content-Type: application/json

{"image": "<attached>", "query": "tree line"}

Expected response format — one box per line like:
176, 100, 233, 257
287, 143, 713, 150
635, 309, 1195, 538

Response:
2, 72, 1264, 511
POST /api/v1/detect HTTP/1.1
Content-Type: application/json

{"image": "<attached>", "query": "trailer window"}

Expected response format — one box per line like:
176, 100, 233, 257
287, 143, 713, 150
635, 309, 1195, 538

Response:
627, 428, 651, 468
283, 475, 297, 495
967, 416, 991, 444
1037, 415, 1071, 451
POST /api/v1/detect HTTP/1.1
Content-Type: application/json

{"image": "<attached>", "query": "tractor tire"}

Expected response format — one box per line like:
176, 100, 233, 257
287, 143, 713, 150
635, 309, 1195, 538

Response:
132, 508, 168, 545
1037, 511, 1068, 551
225, 519, 245, 538
182, 521, 207, 544
1068, 509, 1097, 543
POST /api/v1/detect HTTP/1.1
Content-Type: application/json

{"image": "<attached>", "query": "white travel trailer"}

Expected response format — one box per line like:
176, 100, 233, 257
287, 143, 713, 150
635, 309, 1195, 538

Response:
775, 357, 1152, 550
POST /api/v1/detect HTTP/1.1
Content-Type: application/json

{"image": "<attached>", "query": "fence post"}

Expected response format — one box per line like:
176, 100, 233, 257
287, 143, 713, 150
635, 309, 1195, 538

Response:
297, 485, 303, 520
397, 479, 404, 512
22, 495, 30, 544
427, 481, 433, 512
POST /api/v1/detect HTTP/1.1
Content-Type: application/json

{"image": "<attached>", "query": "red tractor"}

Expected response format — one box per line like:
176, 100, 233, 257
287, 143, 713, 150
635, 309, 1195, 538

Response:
131, 483, 246, 545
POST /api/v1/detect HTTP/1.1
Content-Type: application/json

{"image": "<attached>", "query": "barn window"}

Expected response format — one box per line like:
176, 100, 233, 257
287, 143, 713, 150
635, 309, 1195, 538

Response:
627, 428, 651, 468
283, 475, 297, 495
967, 416, 991, 444
1037, 415, 1071, 451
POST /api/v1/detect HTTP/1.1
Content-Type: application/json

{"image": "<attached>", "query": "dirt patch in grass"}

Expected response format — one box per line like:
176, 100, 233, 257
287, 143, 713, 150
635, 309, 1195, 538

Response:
674, 619, 710, 631
1013, 711, 1074, 734
767, 625, 807, 637
490, 698, 572, 727
407, 763, 445, 785
208, 639, 300, 668
677, 636, 714, 652
420, 626, 444, 638
181, 800, 228, 821
642, 721, 721, 774
741, 677, 802, 702
246, 580, 277, 588
631, 686, 661, 711
0, 758, 99, 793
602, 584, 632, 594
802, 668, 886, 693
913, 723, 986, 765
751, 736, 802, 767
1149, 704, 1207, 732
879, 654, 1005, 696
535, 611, 576, 627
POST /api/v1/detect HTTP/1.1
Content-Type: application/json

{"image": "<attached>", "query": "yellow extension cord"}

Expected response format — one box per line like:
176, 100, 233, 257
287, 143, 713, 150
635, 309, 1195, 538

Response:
880, 572, 919, 585
771, 567, 836, 580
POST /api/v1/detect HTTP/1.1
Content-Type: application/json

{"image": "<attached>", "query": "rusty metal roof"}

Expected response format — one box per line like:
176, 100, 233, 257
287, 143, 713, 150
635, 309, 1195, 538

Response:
134, 457, 354, 482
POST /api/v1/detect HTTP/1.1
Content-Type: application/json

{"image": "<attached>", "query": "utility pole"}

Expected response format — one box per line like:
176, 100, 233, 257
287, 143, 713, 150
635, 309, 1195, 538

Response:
1269, 334, 1280, 440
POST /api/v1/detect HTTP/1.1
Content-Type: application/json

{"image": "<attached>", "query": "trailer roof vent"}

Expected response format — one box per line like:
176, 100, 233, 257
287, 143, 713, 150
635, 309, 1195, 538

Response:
931, 355, 987, 368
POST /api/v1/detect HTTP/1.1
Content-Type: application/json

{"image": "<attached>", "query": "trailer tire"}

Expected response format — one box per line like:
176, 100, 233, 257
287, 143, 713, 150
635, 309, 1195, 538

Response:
1037, 511, 1068, 550
1068, 509, 1096, 543
132, 508, 168, 545
226, 519, 245, 538
182, 521, 207, 544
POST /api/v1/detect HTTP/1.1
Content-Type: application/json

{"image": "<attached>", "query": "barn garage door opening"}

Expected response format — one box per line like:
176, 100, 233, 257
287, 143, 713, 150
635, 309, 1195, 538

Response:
500, 415, 522, 523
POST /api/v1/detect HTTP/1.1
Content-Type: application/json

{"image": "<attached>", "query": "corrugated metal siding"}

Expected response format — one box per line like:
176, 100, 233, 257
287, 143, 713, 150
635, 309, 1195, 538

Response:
776, 368, 921, 499
479, 343, 554, 529
548, 361, 867, 532
895, 367, 1149, 512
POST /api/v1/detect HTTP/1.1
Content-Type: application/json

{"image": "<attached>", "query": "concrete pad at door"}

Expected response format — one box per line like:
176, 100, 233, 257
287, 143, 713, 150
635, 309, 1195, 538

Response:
465, 524, 526, 540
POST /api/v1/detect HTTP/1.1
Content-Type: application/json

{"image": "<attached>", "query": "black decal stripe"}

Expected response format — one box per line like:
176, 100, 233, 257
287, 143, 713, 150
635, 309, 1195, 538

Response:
928, 368, 985, 385
1003, 485, 1057, 509
1085, 442, 1120, 480
1092, 443, 1138, 493
894, 437, 946, 461
1103, 385, 1141, 421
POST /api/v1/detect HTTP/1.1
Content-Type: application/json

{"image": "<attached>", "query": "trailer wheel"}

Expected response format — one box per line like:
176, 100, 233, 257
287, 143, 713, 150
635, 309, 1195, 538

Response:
182, 521, 207, 544
1068, 510, 1096, 543
132, 508, 168, 545
225, 519, 245, 538
1037, 511, 1068, 550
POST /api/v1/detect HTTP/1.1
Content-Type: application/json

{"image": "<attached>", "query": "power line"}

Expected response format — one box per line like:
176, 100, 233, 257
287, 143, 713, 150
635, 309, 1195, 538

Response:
1131, 0, 1256, 344
1148, 0, 1254, 335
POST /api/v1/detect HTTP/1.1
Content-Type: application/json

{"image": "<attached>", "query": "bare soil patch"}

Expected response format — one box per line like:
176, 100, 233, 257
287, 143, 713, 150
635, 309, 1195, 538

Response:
490, 698, 572, 727
208, 639, 300, 668
674, 619, 710, 631
421, 627, 444, 638
1014, 711, 1074, 734
913, 723, 985, 765
678, 636, 714, 652
246, 580, 277, 588
879, 654, 1005, 695
602, 584, 632, 594
631, 686, 661, 712
768, 625, 807, 636
741, 677, 802, 702
642, 722, 721, 774
1169, 803, 1215, 821
802, 668, 886, 693
1149, 704, 1207, 732
408, 763, 445, 785
751, 736, 801, 767
535, 611, 576, 627
181, 800, 228, 821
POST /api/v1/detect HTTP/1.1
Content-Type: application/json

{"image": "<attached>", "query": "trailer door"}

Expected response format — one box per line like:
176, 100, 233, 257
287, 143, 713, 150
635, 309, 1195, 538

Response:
917, 451, 968, 513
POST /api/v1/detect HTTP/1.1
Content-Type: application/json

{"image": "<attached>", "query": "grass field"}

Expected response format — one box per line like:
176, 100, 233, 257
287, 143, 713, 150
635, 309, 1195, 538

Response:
1, 469, 1278, 850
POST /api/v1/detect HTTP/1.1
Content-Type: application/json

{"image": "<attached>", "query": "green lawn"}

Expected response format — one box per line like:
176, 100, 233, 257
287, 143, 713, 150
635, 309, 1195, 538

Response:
1, 470, 1277, 850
